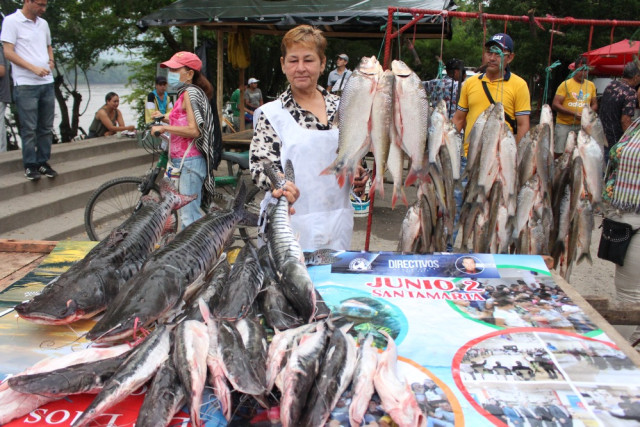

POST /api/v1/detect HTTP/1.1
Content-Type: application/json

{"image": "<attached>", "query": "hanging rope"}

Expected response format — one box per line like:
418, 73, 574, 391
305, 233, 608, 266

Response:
588, 25, 594, 51
542, 60, 561, 104
487, 45, 507, 102
439, 13, 446, 64
548, 22, 556, 67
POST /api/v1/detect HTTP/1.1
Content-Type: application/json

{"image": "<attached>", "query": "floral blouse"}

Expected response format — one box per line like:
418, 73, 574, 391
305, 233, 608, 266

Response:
249, 85, 340, 191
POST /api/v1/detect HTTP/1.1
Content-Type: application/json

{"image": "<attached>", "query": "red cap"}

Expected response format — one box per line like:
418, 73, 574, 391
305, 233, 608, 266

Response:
161, 51, 202, 71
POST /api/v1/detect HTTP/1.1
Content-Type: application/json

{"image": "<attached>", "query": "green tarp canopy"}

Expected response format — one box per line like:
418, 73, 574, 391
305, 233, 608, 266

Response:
138, 0, 457, 38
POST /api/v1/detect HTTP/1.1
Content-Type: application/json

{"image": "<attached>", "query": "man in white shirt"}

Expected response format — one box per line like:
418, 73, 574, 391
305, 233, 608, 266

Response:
1, 0, 57, 180
327, 53, 352, 95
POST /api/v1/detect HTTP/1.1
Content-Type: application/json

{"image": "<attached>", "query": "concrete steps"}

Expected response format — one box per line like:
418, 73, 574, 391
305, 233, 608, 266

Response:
0, 135, 157, 241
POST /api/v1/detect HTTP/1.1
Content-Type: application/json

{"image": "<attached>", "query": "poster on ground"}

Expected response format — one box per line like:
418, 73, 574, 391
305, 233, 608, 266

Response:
1, 243, 639, 426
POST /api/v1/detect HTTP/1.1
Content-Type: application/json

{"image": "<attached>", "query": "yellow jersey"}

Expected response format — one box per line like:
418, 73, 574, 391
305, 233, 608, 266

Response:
457, 70, 531, 155
554, 78, 596, 125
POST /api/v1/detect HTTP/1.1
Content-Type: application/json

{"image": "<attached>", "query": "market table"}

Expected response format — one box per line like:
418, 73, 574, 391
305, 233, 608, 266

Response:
222, 129, 252, 151
1, 242, 639, 426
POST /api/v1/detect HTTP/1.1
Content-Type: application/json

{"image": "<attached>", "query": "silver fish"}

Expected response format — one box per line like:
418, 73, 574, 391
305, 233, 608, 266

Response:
370, 68, 394, 197
581, 105, 607, 149
576, 198, 594, 265
577, 130, 603, 206
398, 200, 422, 253
428, 100, 447, 165
388, 135, 407, 208
391, 60, 429, 187
322, 56, 381, 187
466, 103, 495, 178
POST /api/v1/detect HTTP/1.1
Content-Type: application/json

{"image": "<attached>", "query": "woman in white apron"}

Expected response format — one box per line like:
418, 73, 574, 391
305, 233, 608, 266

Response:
249, 25, 368, 251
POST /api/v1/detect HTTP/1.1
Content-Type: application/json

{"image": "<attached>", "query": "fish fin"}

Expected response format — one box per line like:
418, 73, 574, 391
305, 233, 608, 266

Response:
163, 214, 177, 234
198, 298, 211, 323
391, 187, 398, 209
404, 168, 418, 187
106, 229, 127, 247
232, 181, 248, 213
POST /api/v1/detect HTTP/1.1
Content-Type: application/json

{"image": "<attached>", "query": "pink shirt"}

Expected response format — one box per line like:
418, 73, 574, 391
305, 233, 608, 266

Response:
168, 93, 202, 159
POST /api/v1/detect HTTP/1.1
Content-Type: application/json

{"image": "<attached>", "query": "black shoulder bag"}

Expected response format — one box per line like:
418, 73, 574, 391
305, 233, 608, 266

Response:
597, 217, 640, 266
481, 81, 517, 134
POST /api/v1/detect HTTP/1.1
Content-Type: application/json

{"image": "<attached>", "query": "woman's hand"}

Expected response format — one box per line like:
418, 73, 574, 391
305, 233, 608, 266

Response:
352, 165, 369, 196
272, 180, 300, 215
126, 125, 135, 131
151, 125, 164, 136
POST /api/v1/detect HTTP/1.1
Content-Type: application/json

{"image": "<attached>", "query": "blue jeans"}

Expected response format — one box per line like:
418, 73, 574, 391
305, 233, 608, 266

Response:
14, 83, 55, 168
173, 155, 206, 228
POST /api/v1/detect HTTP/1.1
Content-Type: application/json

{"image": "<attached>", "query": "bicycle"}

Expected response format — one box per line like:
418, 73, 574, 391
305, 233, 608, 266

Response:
84, 117, 262, 245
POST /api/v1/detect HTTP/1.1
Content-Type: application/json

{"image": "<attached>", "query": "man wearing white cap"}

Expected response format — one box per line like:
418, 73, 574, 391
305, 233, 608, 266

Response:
327, 53, 352, 95
244, 77, 263, 120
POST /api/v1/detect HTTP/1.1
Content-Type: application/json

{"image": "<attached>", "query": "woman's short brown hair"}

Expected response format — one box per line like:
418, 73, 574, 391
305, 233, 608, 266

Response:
281, 25, 326, 62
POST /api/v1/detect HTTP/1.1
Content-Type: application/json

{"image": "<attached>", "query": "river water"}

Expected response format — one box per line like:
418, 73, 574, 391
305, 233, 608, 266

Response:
54, 83, 137, 138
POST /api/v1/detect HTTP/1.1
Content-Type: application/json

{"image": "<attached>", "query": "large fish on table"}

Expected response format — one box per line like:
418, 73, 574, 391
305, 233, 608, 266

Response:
14, 179, 195, 325
322, 56, 382, 187
86, 182, 250, 343
391, 59, 430, 187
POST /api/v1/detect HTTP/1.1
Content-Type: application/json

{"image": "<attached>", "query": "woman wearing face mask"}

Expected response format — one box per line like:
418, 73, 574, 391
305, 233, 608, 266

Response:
87, 92, 135, 138
151, 51, 217, 228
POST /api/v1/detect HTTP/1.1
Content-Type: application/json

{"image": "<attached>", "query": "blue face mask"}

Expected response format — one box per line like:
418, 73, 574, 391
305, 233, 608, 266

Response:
167, 71, 183, 90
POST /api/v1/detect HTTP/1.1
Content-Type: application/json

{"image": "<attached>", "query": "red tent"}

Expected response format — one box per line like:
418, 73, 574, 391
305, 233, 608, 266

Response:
580, 39, 640, 76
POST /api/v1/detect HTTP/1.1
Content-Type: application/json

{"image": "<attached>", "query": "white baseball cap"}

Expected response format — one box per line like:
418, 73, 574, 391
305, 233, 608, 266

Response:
248, 78, 259, 84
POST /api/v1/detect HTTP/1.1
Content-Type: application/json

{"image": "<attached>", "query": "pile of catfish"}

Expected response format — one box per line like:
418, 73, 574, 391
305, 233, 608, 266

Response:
3, 177, 427, 426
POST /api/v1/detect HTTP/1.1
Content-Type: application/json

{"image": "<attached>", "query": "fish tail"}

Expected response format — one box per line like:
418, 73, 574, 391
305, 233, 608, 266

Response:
369, 173, 385, 199
160, 178, 198, 210
576, 252, 593, 266
391, 186, 398, 209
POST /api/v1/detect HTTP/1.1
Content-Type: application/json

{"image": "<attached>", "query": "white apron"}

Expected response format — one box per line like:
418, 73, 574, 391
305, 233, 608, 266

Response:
258, 100, 354, 250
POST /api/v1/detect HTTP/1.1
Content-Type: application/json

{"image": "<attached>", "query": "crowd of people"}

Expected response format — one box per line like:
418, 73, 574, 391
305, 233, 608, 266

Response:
453, 278, 597, 333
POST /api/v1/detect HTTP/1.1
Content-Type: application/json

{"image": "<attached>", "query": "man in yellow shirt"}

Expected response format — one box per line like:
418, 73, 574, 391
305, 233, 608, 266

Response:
453, 33, 531, 155
552, 56, 597, 157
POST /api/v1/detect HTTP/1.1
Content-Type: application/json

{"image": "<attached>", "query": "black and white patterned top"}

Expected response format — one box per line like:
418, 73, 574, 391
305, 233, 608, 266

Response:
249, 85, 340, 191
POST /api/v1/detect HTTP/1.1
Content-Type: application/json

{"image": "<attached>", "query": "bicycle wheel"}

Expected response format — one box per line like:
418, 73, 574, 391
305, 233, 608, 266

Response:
84, 176, 179, 241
